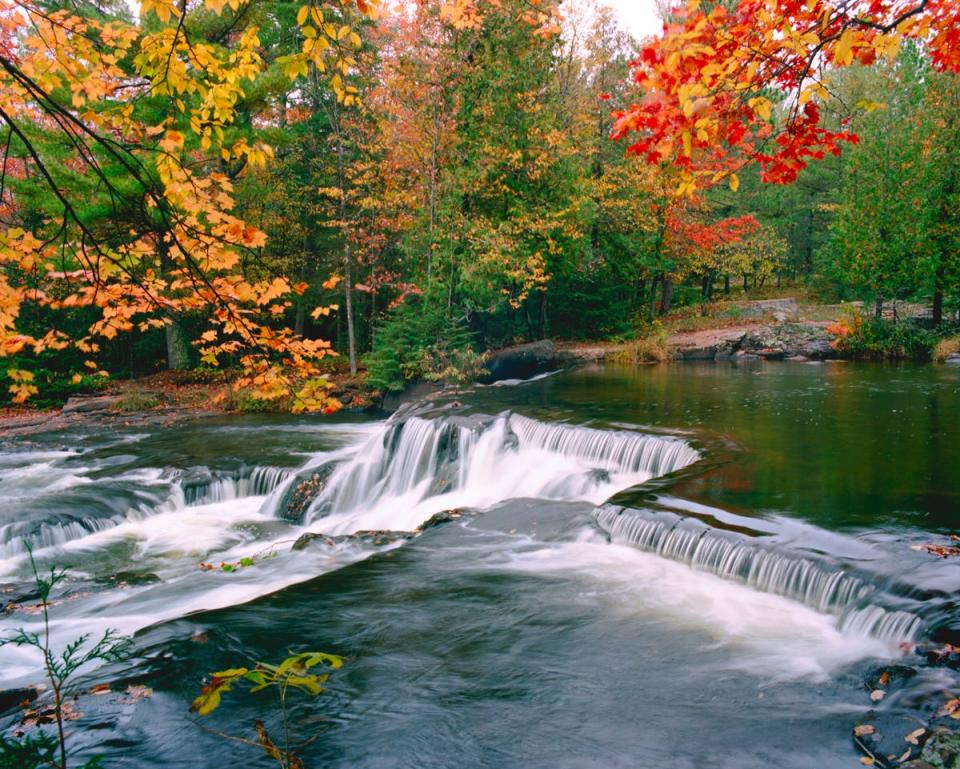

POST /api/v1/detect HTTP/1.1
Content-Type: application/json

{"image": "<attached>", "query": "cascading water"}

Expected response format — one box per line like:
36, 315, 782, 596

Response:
274, 412, 701, 534
0, 461, 293, 559
594, 504, 924, 642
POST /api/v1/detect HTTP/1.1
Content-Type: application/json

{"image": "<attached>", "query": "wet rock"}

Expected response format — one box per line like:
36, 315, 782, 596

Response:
292, 529, 413, 552
921, 729, 960, 769
418, 509, 474, 531
945, 355, 960, 366
99, 571, 161, 586
276, 462, 339, 523
291, 532, 336, 551
0, 686, 38, 715
479, 340, 575, 384
865, 664, 917, 690
61, 394, 122, 414
381, 380, 445, 412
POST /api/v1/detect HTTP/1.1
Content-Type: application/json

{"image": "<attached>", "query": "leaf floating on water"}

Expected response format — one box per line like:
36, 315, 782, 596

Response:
911, 543, 960, 558
870, 689, 885, 702
905, 728, 925, 745
90, 683, 111, 695
859, 758, 875, 766
853, 725, 875, 737
878, 672, 889, 686
898, 748, 912, 762
120, 685, 153, 703
938, 698, 960, 719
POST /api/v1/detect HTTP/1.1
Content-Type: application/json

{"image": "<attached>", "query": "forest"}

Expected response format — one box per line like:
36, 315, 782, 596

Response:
1, 0, 958, 409
3, 3, 960, 769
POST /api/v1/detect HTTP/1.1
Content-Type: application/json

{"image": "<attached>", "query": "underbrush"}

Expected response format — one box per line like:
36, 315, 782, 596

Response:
612, 324, 673, 364
934, 336, 960, 362
828, 311, 945, 361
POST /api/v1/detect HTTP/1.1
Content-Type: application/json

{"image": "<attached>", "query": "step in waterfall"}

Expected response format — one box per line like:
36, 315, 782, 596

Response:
270, 412, 702, 533
594, 504, 924, 642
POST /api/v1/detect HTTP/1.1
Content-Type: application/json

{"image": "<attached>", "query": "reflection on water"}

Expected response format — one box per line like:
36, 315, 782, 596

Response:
0, 361, 958, 768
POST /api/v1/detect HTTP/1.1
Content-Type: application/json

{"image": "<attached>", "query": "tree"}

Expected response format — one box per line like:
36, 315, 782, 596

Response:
0, 0, 373, 408
612, 0, 960, 192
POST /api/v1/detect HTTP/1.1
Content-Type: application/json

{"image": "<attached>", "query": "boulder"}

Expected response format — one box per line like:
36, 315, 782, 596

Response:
61, 394, 122, 414
479, 340, 575, 384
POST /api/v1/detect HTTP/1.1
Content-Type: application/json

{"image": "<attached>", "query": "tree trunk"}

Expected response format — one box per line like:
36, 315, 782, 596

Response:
165, 320, 190, 371
660, 278, 674, 316
875, 295, 883, 320
743, 274, 749, 292
537, 291, 548, 339
647, 274, 661, 321
294, 305, 306, 337
933, 263, 946, 327
724, 274, 730, 295
343, 246, 357, 375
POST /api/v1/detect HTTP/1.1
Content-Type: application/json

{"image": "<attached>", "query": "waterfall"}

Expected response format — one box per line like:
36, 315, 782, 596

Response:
0, 464, 292, 558
594, 505, 923, 642
286, 413, 701, 533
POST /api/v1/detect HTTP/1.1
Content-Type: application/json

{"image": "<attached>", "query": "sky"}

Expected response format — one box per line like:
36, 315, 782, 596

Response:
605, 0, 663, 38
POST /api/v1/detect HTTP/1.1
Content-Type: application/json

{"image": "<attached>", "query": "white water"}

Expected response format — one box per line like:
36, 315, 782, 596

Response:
483, 535, 898, 681
289, 412, 700, 534
594, 504, 924, 642
0, 412, 927, 687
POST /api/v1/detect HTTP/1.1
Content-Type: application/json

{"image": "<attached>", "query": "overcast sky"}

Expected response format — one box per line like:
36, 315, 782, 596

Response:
604, 0, 662, 38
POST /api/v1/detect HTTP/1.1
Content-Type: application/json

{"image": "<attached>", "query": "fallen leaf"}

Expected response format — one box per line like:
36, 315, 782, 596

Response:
854, 725, 876, 737
905, 728, 925, 745
898, 748, 912, 762
870, 689, 885, 702
89, 683, 111, 695
119, 685, 153, 704
860, 758, 875, 766
879, 672, 889, 686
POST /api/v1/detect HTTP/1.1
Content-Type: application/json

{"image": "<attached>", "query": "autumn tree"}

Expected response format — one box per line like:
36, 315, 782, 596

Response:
0, 0, 374, 408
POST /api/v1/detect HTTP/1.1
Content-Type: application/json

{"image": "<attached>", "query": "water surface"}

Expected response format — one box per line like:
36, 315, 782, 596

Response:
1, 361, 958, 768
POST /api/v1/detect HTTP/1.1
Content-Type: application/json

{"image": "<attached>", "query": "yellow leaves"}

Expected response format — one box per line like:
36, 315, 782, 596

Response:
322, 275, 342, 291
140, 0, 179, 23
748, 96, 773, 122
729, 174, 740, 192
7, 369, 38, 404
856, 100, 887, 113
834, 27, 858, 67
296, 5, 310, 25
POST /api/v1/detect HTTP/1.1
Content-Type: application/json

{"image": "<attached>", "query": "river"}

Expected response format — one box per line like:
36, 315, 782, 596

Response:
1, 360, 958, 768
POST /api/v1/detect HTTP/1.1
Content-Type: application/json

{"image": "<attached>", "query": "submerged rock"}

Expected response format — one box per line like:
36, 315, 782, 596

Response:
292, 529, 413, 551
920, 729, 960, 769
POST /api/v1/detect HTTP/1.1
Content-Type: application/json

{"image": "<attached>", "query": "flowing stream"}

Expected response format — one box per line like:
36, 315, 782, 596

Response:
1, 361, 959, 768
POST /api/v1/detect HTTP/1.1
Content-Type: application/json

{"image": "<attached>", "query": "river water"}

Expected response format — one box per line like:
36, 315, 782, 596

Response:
1, 361, 959, 768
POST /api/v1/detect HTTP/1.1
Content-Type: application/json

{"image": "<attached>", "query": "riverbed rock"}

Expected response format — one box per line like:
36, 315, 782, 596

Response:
479, 340, 576, 384
61, 394, 123, 414
945, 355, 960, 366
920, 729, 960, 769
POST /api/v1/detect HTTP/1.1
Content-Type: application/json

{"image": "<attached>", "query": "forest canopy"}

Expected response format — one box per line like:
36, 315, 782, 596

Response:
1, 0, 958, 405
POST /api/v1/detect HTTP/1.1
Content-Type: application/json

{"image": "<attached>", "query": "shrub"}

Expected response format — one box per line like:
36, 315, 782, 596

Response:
365, 297, 482, 392
613, 324, 673, 364
933, 336, 960, 363
828, 310, 939, 361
